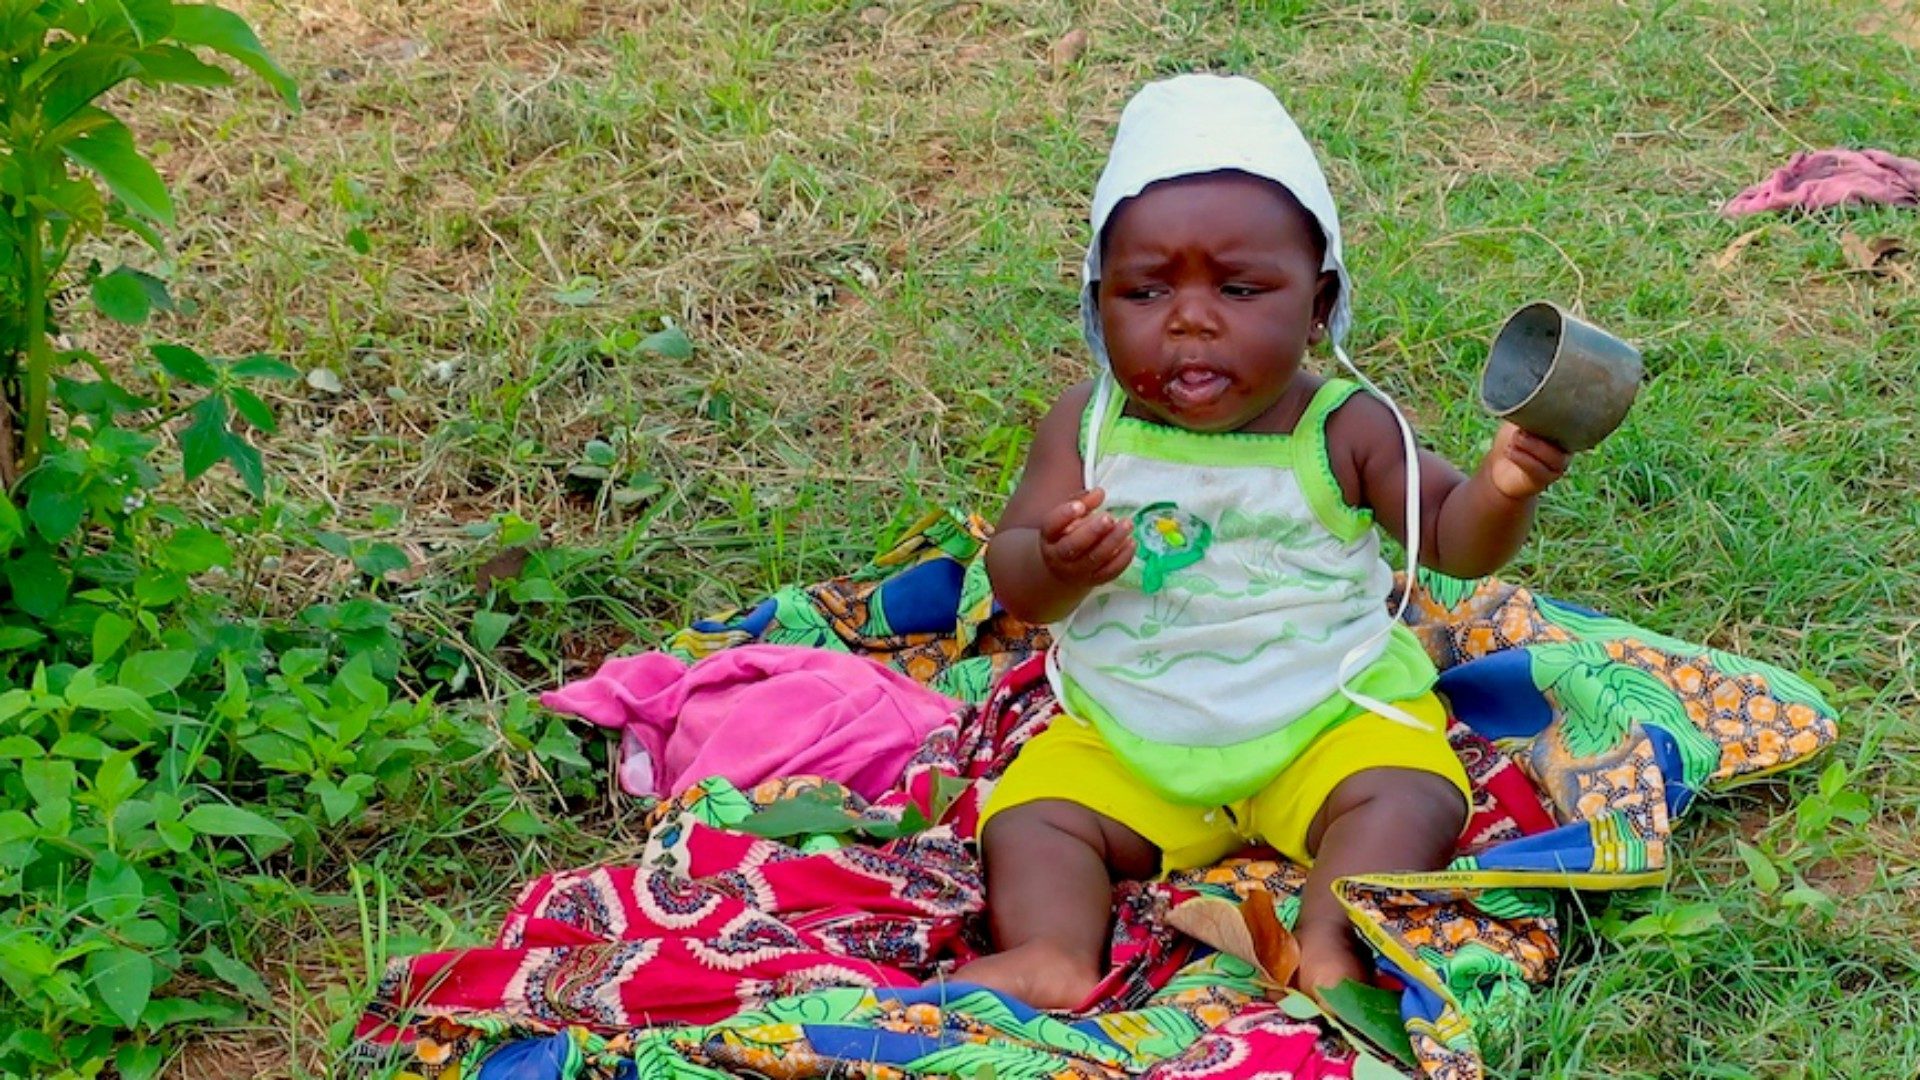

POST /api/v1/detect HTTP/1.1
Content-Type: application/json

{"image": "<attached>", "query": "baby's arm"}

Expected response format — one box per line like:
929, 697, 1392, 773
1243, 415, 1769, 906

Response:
1329, 395, 1570, 579
987, 382, 1138, 625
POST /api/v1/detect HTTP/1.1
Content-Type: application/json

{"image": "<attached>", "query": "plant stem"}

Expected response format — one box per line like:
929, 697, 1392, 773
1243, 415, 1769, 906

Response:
21, 203, 50, 472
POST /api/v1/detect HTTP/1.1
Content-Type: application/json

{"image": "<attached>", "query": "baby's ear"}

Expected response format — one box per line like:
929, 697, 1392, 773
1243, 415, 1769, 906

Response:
1310, 271, 1339, 341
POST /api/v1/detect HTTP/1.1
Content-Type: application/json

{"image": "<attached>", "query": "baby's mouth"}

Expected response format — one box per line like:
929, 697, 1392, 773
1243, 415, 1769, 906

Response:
1163, 365, 1232, 409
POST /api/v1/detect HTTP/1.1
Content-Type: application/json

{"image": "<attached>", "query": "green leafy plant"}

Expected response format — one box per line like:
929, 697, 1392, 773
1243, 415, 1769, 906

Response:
2, 0, 298, 483
0, 3, 322, 1072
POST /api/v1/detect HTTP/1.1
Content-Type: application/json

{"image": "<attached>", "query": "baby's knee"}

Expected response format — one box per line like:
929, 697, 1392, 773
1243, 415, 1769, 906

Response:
982, 799, 1105, 852
980, 799, 1158, 878
1327, 767, 1467, 831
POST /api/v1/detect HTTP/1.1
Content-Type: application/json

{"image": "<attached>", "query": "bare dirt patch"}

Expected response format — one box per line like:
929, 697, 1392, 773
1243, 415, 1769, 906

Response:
1862, 0, 1920, 47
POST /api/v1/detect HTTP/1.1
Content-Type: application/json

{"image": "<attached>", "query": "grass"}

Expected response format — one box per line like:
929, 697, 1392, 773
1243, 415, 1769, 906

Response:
87, 0, 1920, 1074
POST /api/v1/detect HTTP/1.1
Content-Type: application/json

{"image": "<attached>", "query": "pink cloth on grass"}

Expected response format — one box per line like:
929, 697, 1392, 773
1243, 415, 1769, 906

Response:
539, 645, 958, 799
1722, 147, 1920, 216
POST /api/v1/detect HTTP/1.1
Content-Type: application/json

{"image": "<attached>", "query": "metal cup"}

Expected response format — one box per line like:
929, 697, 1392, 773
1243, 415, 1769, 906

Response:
1479, 301, 1643, 452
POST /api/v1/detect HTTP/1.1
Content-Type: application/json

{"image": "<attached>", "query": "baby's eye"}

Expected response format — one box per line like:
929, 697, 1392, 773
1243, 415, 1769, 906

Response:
1122, 285, 1166, 301
1221, 283, 1267, 298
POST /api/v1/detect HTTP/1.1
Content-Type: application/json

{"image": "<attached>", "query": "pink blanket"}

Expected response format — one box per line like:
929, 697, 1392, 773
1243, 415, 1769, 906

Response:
539, 645, 958, 799
1722, 147, 1920, 216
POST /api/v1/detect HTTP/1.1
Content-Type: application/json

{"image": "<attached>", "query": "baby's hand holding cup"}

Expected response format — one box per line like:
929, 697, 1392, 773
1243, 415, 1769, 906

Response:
1488, 423, 1571, 500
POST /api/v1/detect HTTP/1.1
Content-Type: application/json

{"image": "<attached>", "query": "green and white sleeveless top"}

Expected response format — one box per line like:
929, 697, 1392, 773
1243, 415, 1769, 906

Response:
1050, 375, 1438, 805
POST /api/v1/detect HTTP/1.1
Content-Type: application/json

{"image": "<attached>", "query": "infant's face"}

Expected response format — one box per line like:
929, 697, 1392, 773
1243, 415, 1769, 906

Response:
1097, 173, 1332, 433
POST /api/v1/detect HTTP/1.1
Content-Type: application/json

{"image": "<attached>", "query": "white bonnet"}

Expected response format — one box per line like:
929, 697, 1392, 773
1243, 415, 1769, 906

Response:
1081, 75, 1352, 369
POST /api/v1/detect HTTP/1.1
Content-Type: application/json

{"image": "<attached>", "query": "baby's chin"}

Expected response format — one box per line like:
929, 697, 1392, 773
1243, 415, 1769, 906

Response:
1124, 394, 1261, 433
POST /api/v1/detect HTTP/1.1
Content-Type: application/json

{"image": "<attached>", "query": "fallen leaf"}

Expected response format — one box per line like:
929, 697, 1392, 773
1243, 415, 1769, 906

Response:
1239, 887, 1301, 990
305, 368, 343, 394
1713, 224, 1775, 270
1841, 231, 1911, 278
1167, 887, 1299, 995
1049, 28, 1088, 76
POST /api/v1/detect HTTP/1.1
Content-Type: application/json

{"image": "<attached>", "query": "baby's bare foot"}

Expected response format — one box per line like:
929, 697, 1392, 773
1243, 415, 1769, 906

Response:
1292, 921, 1371, 996
944, 941, 1102, 1011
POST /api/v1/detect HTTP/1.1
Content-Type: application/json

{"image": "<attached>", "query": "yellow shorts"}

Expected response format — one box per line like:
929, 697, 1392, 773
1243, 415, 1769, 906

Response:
979, 693, 1469, 872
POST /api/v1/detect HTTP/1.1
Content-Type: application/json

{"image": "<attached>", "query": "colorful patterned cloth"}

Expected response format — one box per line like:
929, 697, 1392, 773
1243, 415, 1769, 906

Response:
353, 511, 1837, 1080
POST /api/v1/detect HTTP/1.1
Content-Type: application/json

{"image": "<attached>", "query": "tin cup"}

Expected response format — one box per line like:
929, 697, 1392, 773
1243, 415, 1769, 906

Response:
1479, 301, 1643, 453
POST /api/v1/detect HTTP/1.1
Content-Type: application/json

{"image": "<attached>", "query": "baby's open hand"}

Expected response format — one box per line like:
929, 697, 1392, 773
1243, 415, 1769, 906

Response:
1040, 488, 1136, 587
1487, 423, 1572, 500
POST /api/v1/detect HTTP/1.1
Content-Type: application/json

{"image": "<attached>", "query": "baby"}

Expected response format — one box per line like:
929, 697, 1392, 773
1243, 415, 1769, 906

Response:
957, 75, 1571, 1008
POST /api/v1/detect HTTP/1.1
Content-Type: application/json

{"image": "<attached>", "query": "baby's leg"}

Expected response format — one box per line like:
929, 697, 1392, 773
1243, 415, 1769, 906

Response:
1293, 768, 1466, 994
951, 799, 1159, 1010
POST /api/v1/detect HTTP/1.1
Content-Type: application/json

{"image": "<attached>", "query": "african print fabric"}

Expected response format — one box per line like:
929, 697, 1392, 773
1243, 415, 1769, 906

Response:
354, 511, 1837, 1080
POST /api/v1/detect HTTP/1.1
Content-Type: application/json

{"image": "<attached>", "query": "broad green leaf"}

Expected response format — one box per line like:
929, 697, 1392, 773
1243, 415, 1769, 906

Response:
0, 496, 21, 548
118, 650, 196, 698
22, 759, 77, 810
86, 855, 146, 923
115, 1043, 164, 1080
1316, 978, 1417, 1067
182, 802, 288, 840
927, 770, 972, 824
0, 626, 47, 651
179, 396, 227, 480
76, 684, 157, 716
0, 932, 59, 981
49, 732, 110, 760
0, 810, 37, 847
278, 648, 329, 680
1734, 840, 1781, 895
160, 526, 231, 573
139, 995, 241, 1028
92, 266, 153, 323
308, 777, 359, 825
5, 548, 71, 619
0, 689, 33, 724
498, 808, 553, 836
471, 610, 513, 651
133, 42, 231, 86
230, 354, 299, 380
198, 947, 270, 1007
39, 45, 143, 127
170, 4, 299, 107
0, 736, 45, 759
732, 788, 930, 842
153, 342, 219, 387
227, 385, 275, 432
85, 946, 153, 1028
734, 789, 869, 840
508, 577, 567, 604
1661, 901, 1724, 937
92, 749, 143, 804
93, 611, 136, 661
27, 483, 86, 542
335, 652, 387, 706
352, 542, 410, 579
221, 430, 265, 498
101, 0, 177, 43
639, 326, 694, 360
1781, 883, 1839, 918
1818, 759, 1846, 800
60, 110, 174, 224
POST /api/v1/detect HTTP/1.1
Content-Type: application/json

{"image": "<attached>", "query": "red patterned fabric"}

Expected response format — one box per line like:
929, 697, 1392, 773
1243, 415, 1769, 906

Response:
357, 655, 1556, 1049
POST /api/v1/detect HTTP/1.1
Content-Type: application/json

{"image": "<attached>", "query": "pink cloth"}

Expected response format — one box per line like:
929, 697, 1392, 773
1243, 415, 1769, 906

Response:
1722, 147, 1920, 216
539, 645, 958, 799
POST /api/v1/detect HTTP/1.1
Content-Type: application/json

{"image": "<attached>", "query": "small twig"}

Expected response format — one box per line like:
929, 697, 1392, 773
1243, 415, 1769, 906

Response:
1705, 52, 1814, 151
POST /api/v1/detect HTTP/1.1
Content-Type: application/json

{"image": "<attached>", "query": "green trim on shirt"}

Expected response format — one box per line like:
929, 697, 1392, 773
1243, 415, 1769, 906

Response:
1061, 624, 1439, 805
